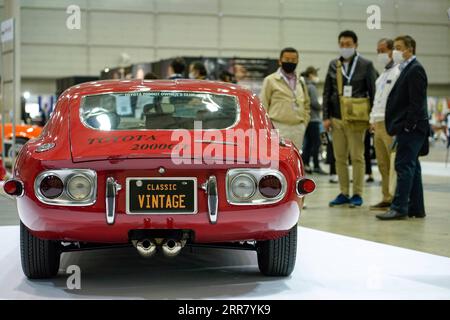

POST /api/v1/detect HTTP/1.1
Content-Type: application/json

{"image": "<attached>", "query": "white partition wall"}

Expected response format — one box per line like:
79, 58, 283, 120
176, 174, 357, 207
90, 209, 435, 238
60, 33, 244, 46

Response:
0, 0, 448, 92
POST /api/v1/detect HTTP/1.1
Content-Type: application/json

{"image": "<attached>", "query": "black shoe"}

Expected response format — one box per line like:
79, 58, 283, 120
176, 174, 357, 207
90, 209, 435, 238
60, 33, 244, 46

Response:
366, 175, 374, 183
408, 212, 426, 218
370, 201, 391, 211
313, 167, 327, 175
376, 209, 408, 220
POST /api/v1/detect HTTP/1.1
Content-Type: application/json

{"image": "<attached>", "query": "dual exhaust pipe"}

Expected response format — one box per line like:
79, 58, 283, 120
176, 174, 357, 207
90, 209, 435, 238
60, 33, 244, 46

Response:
133, 238, 184, 258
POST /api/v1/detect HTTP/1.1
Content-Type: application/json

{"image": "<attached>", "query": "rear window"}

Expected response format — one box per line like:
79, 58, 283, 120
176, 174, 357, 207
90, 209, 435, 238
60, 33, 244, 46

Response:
80, 91, 239, 130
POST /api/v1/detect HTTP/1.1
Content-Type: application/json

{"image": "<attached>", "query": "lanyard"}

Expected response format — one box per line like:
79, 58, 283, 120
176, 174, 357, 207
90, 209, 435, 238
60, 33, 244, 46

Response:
341, 54, 359, 84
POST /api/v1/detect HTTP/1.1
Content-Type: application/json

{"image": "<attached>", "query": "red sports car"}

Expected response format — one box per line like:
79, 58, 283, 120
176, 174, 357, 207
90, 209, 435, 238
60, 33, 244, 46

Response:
4, 80, 315, 279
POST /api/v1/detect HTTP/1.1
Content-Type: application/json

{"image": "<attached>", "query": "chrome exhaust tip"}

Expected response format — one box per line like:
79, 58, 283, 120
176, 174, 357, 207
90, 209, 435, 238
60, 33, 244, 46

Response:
133, 239, 157, 258
161, 239, 183, 258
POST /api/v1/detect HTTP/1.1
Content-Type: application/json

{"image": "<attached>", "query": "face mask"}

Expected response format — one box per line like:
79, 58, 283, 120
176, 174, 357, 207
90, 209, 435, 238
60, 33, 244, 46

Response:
189, 72, 196, 79
281, 62, 297, 74
392, 50, 404, 64
340, 47, 355, 59
377, 53, 391, 66
312, 76, 320, 84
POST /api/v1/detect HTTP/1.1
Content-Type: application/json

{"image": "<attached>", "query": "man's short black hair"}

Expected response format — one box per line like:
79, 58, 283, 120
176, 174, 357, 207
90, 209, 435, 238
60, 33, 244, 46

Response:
378, 38, 394, 50
170, 57, 186, 74
395, 35, 416, 54
338, 30, 358, 44
191, 61, 207, 77
279, 47, 298, 60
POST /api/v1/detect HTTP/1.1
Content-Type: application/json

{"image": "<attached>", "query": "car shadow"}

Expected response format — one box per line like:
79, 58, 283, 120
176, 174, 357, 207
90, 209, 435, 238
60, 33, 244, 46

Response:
17, 246, 291, 299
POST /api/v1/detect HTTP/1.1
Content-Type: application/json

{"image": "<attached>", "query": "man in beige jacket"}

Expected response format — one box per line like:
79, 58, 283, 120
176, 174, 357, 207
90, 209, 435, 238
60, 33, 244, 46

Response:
260, 47, 311, 150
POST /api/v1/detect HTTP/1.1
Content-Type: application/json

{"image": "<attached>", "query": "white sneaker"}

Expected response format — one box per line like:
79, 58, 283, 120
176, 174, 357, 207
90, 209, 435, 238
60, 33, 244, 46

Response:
329, 174, 338, 183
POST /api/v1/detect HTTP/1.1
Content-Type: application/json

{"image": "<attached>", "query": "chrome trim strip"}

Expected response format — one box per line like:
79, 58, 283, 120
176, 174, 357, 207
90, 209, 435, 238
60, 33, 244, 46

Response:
225, 168, 287, 205
106, 177, 121, 225
194, 140, 237, 146
34, 169, 97, 206
206, 175, 218, 224
125, 177, 198, 215
35, 143, 56, 153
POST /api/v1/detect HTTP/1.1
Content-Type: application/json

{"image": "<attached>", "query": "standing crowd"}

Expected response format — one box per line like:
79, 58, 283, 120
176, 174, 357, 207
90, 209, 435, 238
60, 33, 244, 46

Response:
260, 30, 429, 220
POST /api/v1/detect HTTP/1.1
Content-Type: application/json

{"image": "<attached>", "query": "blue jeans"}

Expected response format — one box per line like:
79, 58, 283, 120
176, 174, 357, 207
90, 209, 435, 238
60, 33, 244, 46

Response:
391, 130, 427, 215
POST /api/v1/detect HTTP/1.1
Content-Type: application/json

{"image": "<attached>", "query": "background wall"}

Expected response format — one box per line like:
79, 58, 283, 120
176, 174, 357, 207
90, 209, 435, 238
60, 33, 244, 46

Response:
1, 0, 449, 95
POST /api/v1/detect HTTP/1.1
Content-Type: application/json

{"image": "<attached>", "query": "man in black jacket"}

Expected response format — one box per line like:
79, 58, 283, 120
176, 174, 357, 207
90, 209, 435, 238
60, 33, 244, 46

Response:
376, 35, 429, 220
323, 30, 377, 208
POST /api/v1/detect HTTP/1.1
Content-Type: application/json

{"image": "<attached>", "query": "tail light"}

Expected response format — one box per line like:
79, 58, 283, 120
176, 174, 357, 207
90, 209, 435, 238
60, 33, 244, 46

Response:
296, 178, 316, 196
34, 169, 97, 206
39, 175, 64, 199
3, 179, 24, 197
258, 175, 282, 198
226, 169, 287, 205
230, 174, 256, 200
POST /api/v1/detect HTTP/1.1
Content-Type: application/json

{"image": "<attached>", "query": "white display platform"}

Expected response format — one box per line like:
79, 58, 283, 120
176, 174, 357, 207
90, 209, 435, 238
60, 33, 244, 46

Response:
0, 225, 449, 300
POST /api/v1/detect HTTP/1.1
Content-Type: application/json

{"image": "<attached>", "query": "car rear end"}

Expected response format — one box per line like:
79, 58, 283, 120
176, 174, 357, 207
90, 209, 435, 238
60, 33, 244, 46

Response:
9, 80, 315, 278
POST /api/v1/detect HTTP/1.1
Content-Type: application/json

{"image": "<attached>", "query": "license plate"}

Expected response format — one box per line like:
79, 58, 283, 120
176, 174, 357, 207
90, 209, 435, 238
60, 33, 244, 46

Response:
126, 177, 197, 214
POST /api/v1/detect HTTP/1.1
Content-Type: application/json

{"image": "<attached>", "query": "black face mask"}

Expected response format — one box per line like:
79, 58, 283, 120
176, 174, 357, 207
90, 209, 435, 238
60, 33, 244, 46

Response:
281, 62, 297, 74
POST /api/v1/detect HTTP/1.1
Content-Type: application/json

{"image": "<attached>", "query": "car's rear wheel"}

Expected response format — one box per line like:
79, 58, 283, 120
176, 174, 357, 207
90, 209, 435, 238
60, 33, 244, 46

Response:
257, 225, 297, 276
20, 221, 61, 279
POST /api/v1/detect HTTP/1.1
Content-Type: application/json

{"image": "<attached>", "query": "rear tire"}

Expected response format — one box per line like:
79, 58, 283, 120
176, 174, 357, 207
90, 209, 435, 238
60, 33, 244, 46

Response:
20, 221, 61, 279
257, 225, 297, 276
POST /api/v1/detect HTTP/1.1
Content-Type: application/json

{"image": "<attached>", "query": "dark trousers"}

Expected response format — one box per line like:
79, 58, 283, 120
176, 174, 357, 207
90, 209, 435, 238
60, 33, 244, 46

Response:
364, 130, 373, 175
327, 140, 336, 175
302, 122, 321, 168
391, 130, 427, 215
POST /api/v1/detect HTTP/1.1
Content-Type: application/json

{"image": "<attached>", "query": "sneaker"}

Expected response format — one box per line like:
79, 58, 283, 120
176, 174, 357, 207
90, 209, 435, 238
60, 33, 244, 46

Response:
329, 174, 338, 184
366, 175, 374, 183
304, 165, 312, 174
369, 201, 391, 211
349, 194, 363, 208
329, 193, 350, 207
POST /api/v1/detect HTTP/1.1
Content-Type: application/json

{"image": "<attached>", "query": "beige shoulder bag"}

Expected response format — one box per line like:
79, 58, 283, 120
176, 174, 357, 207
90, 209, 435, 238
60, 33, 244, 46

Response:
336, 60, 370, 124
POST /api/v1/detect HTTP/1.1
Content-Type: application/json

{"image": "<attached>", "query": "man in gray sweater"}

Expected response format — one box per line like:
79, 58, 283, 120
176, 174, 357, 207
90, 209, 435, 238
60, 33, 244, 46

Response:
301, 66, 326, 174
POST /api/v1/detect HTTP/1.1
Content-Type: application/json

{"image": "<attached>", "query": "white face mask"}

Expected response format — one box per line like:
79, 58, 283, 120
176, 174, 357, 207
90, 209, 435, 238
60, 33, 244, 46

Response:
392, 50, 404, 64
340, 47, 355, 59
312, 76, 320, 84
189, 72, 196, 79
377, 53, 391, 66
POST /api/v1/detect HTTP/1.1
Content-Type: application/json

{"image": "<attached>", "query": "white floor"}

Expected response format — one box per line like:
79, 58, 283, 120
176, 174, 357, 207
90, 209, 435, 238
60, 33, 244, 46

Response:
0, 225, 449, 300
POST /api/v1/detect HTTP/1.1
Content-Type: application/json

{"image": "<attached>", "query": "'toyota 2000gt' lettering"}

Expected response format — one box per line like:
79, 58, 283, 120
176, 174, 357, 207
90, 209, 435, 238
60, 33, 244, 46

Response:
87, 134, 156, 145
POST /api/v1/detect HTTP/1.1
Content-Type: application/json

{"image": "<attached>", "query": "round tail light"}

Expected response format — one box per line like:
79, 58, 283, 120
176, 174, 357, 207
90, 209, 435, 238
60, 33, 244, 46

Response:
297, 178, 316, 196
39, 175, 64, 199
230, 174, 256, 200
259, 175, 282, 198
67, 175, 92, 200
3, 179, 24, 196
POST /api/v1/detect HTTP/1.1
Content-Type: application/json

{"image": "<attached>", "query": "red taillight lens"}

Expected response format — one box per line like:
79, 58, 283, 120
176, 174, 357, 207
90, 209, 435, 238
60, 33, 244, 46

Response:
3, 180, 23, 196
259, 175, 282, 198
39, 175, 64, 199
297, 178, 316, 195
